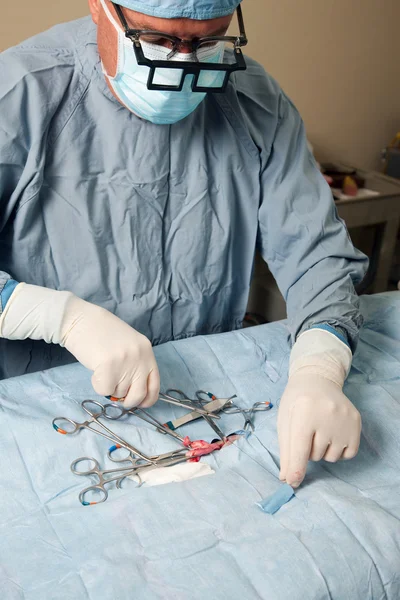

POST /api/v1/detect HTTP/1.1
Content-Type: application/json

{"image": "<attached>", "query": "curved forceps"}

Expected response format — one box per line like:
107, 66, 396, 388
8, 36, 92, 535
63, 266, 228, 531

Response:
108, 444, 189, 466
222, 401, 273, 432
102, 402, 188, 446
106, 448, 193, 492
53, 399, 156, 465
71, 456, 141, 506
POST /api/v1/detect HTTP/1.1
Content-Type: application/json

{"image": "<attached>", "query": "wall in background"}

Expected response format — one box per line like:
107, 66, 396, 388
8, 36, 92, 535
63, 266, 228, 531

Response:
242, 0, 400, 171
1, 0, 399, 171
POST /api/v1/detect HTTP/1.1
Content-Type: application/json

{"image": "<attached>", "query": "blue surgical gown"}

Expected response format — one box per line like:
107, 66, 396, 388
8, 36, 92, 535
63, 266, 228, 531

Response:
0, 17, 367, 379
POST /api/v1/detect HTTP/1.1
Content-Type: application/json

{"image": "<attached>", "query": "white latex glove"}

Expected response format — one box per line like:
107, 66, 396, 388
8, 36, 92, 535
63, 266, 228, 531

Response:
0, 283, 159, 408
278, 329, 361, 488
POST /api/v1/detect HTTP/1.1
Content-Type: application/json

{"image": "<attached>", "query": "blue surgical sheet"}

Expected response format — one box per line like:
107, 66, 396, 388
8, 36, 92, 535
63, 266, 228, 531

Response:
0, 292, 399, 599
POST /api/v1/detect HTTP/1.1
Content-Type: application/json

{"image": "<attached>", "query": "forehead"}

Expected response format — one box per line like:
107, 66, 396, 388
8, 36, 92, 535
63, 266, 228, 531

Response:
118, 7, 233, 37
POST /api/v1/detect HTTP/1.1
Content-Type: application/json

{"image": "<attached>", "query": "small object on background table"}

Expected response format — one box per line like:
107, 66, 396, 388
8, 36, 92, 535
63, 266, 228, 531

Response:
256, 483, 295, 515
342, 175, 358, 197
320, 163, 365, 190
323, 175, 333, 185
331, 187, 380, 201
382, 132, 400, 178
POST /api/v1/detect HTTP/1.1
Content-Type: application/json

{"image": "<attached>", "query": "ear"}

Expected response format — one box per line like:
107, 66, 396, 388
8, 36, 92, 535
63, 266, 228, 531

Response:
88, 0, 101, 24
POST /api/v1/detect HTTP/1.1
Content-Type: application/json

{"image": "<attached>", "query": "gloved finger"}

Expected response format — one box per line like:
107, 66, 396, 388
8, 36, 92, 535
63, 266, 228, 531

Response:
138, 367, 160, 408
341, 413, 362, 460
110, 378, 133, 401
323, 444, 346, 463
286, 423, 313, 488
277, 409, 291, 482
91, 368, 121, 397
309, 432, 329, 462
122, 374, 148, 409
341, 440, 360, 460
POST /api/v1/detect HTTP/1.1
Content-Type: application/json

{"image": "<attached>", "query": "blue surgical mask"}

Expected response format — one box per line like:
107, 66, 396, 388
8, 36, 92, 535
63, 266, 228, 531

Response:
100, 0, 225, 125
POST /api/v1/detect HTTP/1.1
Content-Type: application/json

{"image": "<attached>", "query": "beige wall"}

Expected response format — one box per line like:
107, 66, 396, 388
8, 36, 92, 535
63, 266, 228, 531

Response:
1, 0, 399, 171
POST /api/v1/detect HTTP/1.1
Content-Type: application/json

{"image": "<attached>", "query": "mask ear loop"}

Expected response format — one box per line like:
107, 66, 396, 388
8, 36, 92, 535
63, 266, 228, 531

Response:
99, 0, 121, 32
99, 0, 126, 77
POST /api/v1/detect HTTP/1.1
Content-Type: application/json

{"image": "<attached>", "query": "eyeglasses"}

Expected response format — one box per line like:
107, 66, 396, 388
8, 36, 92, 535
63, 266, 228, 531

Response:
112, 2, 248, 92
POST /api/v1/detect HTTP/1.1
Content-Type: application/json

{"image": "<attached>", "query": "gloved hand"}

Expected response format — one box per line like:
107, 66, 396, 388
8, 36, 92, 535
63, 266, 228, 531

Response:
278, 329, 361, 489
0, 283, 159, 408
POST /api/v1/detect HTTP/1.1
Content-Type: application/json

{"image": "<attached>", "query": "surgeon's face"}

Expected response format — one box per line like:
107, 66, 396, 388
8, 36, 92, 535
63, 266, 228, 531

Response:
88, 0, 232, 80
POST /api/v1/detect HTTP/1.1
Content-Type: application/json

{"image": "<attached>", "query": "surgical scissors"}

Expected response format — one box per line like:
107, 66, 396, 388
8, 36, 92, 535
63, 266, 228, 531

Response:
71, 455, 189, 506
53, 400, 157, 465
222, 400, 273, 432
165, 389, 227, 441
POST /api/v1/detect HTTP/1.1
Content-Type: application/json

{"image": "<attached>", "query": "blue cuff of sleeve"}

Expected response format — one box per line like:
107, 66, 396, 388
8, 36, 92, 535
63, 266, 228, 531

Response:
309, 324, 350, 348
0, 279, 19, 312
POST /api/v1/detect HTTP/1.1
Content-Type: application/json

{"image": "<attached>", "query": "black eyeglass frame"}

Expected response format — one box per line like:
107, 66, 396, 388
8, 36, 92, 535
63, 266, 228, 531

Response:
112, 2, 248, 93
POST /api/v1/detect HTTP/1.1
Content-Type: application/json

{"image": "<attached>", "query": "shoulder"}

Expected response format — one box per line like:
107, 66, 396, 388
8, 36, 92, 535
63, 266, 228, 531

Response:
0, 18, 93, 106
227, 54, 302, 151
231, 55, 284, 116
0, 18, 95, 134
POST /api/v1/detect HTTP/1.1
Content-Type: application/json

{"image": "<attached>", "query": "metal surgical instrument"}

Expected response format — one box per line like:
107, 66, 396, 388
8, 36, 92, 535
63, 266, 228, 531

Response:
222, 400, 273, 432
165, 389, 228, 441
53, 400, 157, 465
102, 402, 189, 446
159, 391, 221, 418
71, 455, 189, 506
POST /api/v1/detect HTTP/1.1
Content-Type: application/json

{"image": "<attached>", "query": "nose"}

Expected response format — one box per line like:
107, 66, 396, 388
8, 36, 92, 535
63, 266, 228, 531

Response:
177, 40, 194, 54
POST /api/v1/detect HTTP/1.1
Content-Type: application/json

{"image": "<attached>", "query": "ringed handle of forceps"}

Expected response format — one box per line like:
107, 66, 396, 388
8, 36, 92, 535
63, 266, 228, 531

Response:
53, 416, 144, 458
82, 399, 157, 465
79, 471, 142, 506
252, 401, 273, 410
79, 484, 108, 506
196, 390, 237, 402
52, 416, 78, 435
71, 456, 140, 477
53, 407, 157, 467
52, 417, 139, 453
107, 444, 157, 469
106, 395, 125, 403
81, 399, 107, 417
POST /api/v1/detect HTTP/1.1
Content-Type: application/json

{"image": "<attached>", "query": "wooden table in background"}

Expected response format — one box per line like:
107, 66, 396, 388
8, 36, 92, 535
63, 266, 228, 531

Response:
335, 170, 400, 293
248, 170, 400, 323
